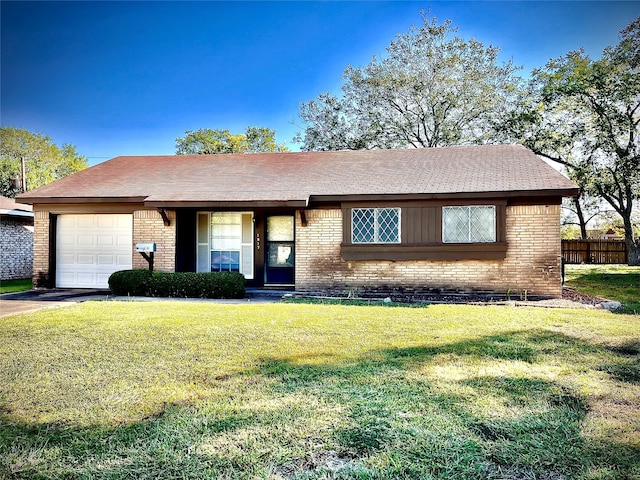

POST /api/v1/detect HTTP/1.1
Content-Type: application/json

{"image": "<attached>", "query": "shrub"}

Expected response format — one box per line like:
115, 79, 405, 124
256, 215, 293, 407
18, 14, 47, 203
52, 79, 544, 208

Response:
151, 271, 246, 299
108, 270, 245, 299
108, 269, 152, 296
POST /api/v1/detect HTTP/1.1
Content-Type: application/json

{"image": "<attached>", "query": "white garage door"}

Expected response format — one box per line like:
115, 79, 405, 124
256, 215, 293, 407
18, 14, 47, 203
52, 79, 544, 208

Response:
56, 214, 133, 288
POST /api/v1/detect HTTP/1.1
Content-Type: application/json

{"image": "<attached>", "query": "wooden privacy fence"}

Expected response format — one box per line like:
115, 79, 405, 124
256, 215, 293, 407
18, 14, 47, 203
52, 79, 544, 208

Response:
562, 239, 628, 264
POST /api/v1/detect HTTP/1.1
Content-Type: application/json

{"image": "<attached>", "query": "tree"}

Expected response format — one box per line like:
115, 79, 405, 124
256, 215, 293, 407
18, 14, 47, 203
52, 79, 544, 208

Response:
175, 126, 288, 155
562, 192, 612, 240
245, 126, 288, 153
506, 17, 640, 265
0, 127, 87, 198
295, 12, 522, 151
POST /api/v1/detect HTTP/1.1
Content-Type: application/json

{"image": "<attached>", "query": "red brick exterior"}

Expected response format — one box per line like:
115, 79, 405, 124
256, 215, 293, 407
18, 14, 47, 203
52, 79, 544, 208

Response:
295, 205, 562, 297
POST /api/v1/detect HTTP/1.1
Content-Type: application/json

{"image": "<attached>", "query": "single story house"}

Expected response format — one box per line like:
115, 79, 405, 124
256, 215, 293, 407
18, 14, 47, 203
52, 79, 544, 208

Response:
17, 145, 578, 297
0, 195, 34, 281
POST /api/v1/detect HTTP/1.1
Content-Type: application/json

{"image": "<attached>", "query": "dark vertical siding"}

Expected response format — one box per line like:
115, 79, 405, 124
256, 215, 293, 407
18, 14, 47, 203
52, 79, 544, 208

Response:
429, 206, 441, 244
342, 209, 352, 244
496, 205, 506, 243
403, 206, 441, 244
403, 208, 419, 243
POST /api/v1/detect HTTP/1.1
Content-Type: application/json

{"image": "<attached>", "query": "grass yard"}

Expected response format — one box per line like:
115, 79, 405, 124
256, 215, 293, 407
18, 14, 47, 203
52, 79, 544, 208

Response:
1, 302, 639, 479
0, 278, 32, 294
565, 264, 640, 314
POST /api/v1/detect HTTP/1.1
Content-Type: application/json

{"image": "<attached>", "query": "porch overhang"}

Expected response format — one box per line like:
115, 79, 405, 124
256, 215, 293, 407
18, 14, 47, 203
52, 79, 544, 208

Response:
144, 199, 309, 209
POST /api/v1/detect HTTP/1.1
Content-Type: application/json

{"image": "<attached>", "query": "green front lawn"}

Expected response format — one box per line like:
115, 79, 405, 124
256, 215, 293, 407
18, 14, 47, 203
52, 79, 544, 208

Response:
565, 264, 640, 314
0, 278, 32, 294
1, 302, 639, 479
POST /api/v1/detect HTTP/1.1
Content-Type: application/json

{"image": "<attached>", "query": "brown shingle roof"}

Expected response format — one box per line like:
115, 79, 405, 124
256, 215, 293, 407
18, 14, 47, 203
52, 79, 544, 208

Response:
0, 195, 33, 213
18, 145, 578, 206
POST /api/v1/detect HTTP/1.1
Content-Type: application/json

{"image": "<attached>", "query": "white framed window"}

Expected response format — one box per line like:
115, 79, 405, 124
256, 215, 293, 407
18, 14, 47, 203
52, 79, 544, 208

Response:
442, 206, 496, 243
197, 212, 254, 279
351, 208, 401, 244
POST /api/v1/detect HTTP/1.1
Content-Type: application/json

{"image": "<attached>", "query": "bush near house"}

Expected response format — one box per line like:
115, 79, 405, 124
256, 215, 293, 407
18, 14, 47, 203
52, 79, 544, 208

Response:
108, 270, 245, 299
107, 269, 152, 296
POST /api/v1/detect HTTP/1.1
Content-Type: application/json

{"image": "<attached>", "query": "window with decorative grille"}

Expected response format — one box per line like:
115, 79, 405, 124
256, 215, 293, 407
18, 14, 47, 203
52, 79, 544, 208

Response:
351, 208, 400, 244
442, 206, 496, 243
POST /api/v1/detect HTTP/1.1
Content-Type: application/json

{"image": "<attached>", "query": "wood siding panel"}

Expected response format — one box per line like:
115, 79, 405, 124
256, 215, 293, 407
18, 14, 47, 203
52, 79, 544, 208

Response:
404, 207, 421, 244
342, 208, 352, 244
342, 243, 508, 261
496, 204, 506, 243
429, 206, 441, 244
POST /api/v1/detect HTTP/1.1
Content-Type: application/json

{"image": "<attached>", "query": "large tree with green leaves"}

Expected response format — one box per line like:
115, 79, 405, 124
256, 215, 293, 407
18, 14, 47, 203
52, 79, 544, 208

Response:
295, 12, 522, 151
0, 127, 87, 198
506, 17, 640, 265
175, 126, 288, 155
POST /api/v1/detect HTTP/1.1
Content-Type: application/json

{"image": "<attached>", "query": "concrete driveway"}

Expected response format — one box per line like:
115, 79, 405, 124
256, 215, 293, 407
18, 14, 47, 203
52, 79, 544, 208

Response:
0, 288, 288, 318
0, 289, 111, 318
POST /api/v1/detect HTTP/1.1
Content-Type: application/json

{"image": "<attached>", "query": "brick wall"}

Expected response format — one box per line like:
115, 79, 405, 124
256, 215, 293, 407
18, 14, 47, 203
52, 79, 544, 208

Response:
295, 205, 562, 297
0, 216, 34, 280
32, 209, 50, 287
132, 209, 176, 272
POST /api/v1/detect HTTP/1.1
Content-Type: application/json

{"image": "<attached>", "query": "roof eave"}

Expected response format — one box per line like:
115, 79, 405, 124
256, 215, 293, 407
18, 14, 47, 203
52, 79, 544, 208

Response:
144, 199, 309, 209
15, 196, 148, 205
309, 188, 579, 204
0, 209, 35, 217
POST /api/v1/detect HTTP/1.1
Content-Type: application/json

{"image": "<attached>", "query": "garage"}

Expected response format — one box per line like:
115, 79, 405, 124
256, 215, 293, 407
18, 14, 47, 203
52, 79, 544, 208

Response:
56, 214, 132, 288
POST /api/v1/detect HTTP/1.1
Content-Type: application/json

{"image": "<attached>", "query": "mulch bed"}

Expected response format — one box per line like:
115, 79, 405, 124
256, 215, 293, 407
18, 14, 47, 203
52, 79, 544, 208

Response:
292, 288, 610, 309
561, 288, 609, 306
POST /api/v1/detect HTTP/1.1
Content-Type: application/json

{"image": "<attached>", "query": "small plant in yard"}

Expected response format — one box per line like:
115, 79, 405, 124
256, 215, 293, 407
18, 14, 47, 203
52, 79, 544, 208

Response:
1, 302, 639, 479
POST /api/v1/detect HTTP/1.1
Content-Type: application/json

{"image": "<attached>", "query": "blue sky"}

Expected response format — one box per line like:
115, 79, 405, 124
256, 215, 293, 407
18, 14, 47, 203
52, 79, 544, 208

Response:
2, 1, 638, 165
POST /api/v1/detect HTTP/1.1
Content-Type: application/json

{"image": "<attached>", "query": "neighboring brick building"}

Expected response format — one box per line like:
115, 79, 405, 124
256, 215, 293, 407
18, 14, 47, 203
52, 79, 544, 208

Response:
0, 195, 34, 281
18, 145, 577, 296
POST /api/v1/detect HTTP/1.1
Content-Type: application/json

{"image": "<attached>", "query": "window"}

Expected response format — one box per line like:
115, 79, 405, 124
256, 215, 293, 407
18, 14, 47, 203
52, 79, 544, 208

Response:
210, 213, 242, 272
211, 250, 240, 272
197, 212, 254, 278
442, 206, 496, 243
352, 208, 400, 244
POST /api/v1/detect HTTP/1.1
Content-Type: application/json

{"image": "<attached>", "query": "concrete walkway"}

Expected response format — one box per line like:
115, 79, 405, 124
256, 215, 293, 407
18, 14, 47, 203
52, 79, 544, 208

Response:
0, 288, 289, 318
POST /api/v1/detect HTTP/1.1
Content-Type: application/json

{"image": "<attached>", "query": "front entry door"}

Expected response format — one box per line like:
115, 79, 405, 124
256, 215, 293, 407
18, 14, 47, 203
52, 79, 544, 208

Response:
265, 215, 294, 285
